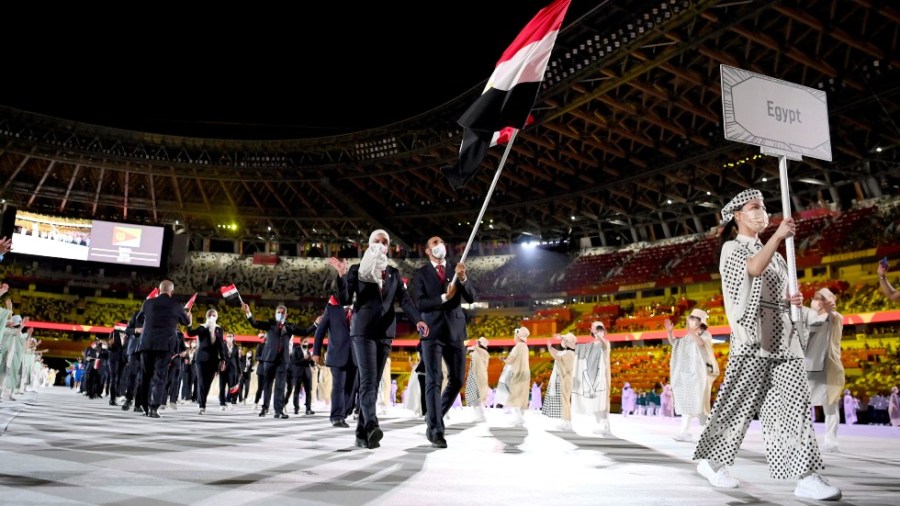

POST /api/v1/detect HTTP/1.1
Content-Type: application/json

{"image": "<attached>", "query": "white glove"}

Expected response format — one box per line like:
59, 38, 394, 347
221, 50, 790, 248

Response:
359, 243, 388, 287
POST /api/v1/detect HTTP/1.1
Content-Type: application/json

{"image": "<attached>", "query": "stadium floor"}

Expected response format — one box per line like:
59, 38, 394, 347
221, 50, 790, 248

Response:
1, 387, 898, 505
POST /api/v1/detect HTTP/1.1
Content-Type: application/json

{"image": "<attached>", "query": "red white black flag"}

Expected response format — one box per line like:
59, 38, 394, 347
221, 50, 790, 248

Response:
220, 284, 242, 304
442, 0, 570, 190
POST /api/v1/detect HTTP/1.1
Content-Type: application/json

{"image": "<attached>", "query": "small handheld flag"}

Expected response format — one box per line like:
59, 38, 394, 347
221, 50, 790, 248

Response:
114, 322, 127, 332
146, 287, 160, 300
220, 284, 243, 304
184, 293, 198, 311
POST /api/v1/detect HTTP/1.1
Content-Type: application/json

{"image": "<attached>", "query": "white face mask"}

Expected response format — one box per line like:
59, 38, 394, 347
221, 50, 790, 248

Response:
207, 316, 217, 326
742, 209, 769, 233
430, 243, 446, 259
275, 313, 285, 323
101, 344, 108, 350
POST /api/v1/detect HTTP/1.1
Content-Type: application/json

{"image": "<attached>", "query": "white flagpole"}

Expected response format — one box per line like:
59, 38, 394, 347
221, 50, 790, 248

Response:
777, 155, 800, 322
449, 129, 519, 285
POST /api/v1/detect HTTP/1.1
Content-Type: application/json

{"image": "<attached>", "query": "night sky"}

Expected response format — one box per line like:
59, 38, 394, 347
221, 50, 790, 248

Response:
2, 2, 595, 140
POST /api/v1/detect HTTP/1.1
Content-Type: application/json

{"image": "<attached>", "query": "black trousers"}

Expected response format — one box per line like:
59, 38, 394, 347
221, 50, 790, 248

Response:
254, 371, 266, 404
351, 336, 391, 437
329, 364, 358, 423
240, 371, 252, 401
196, 361, 218, 410
140, 350, 170, 410
286, 369, 313, 411
107, 359, 124, 399
261, 360, 287, 414
122, 355, 142, 405
166, 364, 181, 404
181, 364, 195, 401
218, 369, 238, 406
421, 338, 466, 438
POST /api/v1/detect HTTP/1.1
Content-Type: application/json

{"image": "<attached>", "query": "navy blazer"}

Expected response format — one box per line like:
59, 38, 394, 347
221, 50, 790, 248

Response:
336, 264, 423, 339
186, 325, 226, 363
138, 294, 190, 352
313, 303, 354, 368
413, 260, 477, 343
125, 310, 144, 356
247, 316, 316, 364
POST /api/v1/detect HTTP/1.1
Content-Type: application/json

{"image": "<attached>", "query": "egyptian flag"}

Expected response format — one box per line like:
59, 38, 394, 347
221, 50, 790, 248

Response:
184, 293, 198, 311
114, 322, 127, 332
146, 287, 160, 300
442, 0, 570, 190
220, 284, 242, 304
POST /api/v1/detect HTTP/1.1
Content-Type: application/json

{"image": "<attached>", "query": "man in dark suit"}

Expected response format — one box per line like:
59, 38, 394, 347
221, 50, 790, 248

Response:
412, 236, 477, 448
286, 335, 316, 415
242, 302, 316, 419
328, 229, 429, 449
313, 296, 358, 427
138, 280, 191, 418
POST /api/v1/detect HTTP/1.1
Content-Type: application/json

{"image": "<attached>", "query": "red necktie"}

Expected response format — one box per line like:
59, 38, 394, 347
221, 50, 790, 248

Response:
346, 309, 352, 324
436, 264, 445, 284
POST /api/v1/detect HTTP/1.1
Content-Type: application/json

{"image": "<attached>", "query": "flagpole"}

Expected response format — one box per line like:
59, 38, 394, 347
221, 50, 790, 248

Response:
450, 129, 519, 285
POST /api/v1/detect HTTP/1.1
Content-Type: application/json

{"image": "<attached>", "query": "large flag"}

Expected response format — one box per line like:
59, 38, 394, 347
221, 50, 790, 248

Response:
146, 287, 160, 300
220, 284, 242, 304
442, 0, 570, 190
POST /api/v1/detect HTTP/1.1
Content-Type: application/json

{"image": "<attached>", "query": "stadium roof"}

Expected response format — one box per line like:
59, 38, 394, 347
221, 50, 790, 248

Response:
1, 0, 898, 252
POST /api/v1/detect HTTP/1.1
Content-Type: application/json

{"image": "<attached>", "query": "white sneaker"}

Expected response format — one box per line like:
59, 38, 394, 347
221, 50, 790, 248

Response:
794, 473, 841, 501
554, 421, 573, 432
221, 405, 227, 411
697, 460, 739, 489
169, 403, 177, 411
820, 440, 840, 453
672, 433, 692, 442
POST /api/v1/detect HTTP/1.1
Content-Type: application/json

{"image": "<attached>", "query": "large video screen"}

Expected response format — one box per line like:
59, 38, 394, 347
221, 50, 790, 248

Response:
11, 212, 166, 267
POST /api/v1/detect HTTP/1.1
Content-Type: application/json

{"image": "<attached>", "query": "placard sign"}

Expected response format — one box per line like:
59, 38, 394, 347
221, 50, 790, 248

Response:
721, 64, 831, 161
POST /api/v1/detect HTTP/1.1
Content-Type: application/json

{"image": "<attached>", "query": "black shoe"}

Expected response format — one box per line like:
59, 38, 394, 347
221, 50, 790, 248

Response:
332, 420, 350, 428
431, 435, 448, 449
121, 401, 132, 411
274, 412, 289, 419
426, 427, 435, 443
355, 437, 369, 449
134, 404, 143, 413
258, 408, 269, 417
148, 409, 161, 419
109, 400, 118, 406
294, 408, 300, 415
366, 427, 383, 449
305, 409, 315, 415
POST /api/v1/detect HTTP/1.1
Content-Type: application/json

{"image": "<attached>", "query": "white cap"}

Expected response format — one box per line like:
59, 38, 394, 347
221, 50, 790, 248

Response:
514, 327, 530, 342
689, 308, 709, 327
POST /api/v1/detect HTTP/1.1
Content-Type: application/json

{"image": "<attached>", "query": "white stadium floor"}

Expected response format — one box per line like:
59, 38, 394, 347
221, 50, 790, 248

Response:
1, 387, 898, 506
